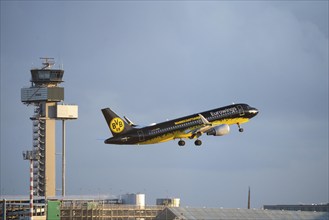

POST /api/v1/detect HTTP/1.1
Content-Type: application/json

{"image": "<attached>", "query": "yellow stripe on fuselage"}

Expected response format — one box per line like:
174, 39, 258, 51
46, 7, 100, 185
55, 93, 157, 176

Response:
138, 117, 249, 145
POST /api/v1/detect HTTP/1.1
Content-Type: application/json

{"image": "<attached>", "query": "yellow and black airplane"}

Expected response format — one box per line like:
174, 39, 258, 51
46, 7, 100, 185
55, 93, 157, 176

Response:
102, 103, 258, 146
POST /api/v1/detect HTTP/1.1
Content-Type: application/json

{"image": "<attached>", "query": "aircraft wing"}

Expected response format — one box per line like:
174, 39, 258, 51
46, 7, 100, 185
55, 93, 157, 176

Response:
183, 114, 214, 138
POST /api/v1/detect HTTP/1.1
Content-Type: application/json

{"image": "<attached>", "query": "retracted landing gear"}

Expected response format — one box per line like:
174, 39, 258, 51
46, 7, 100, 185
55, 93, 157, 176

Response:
237, 123, 244, 132
194, 139, 202, 146
178, 140, 185, 146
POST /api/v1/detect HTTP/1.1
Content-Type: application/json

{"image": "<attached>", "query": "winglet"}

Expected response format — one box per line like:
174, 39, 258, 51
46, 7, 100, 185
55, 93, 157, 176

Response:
198, 114, 211, 125
124, 116, 137, 127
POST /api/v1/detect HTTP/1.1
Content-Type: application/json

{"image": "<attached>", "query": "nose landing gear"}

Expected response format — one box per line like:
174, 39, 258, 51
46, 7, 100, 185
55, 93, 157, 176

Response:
237, 123, 244, 132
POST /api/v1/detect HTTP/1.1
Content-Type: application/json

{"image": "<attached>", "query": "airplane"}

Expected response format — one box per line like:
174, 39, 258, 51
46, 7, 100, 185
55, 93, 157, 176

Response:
101, 103, 258, 146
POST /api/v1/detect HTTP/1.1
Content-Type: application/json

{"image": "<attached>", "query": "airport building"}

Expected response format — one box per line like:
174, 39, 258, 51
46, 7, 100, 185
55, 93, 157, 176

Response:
264, 203, 329, 212
156, 198, 180, 207
1, 197, 329, 220
155, 207, 329, 220
0, 195, 163, 219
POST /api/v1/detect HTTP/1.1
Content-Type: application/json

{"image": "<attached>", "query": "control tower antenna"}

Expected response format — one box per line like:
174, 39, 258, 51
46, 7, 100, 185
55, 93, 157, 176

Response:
40, 57, 55, 69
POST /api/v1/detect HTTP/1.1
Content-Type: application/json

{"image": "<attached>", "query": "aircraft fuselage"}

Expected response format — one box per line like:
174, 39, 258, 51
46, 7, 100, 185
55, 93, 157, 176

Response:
102, 103, 258, 146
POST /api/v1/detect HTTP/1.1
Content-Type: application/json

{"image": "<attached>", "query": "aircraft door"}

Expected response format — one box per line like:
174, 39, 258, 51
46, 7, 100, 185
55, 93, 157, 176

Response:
137, 130, 145, 141
237, 105, 245, 116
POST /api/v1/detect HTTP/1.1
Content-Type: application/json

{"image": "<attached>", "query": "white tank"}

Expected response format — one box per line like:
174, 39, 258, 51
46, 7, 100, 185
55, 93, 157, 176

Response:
122, 193, 145, 208
172, 198, 180, 207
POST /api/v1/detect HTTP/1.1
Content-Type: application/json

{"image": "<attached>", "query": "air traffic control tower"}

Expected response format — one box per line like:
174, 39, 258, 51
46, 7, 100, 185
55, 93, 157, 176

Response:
21, 58, 77, 197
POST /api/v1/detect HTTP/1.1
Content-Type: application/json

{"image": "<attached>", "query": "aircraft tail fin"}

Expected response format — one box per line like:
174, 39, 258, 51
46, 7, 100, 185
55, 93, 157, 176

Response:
101, 108, 134, 137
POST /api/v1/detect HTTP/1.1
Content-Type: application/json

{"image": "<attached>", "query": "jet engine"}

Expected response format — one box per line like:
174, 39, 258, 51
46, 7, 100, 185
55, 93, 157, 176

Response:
206, 124, 230, 136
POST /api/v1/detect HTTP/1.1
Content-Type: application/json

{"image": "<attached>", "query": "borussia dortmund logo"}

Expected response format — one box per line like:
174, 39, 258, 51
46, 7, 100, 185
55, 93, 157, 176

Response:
110, 118, 125, 133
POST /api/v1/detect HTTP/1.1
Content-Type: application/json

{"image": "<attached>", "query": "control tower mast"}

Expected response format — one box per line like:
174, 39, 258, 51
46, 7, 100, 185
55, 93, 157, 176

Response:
21, 58, 64, 197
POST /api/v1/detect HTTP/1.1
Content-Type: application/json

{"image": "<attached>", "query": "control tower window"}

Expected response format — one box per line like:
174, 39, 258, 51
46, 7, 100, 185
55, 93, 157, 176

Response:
51, 72, 57, 80
39, 71, 50, 80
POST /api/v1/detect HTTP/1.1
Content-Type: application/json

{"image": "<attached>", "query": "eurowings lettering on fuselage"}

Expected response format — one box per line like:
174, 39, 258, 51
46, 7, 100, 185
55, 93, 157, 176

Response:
101, 103, 258, 146
210, 107, 238, 117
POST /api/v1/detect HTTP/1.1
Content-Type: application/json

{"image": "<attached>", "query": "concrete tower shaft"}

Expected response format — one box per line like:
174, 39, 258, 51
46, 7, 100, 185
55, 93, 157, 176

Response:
31, 102, 57, 197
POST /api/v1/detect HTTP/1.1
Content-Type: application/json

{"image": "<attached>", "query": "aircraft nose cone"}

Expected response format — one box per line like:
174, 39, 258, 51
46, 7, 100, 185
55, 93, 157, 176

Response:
249, 108, 259, 116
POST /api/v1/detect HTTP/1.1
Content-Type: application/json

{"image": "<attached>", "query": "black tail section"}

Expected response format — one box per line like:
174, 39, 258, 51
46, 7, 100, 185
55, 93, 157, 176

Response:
101, 108, 134, 137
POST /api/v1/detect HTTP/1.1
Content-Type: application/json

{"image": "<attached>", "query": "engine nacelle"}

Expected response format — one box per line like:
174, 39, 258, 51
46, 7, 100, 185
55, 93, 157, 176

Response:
206, 124, 230, 136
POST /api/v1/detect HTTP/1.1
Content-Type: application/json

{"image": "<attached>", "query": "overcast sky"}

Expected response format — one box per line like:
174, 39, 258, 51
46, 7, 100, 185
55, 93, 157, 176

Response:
1, 1, 328, 208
